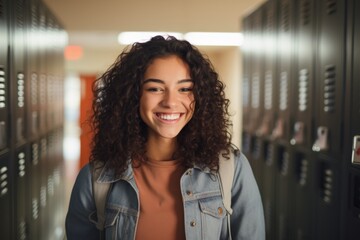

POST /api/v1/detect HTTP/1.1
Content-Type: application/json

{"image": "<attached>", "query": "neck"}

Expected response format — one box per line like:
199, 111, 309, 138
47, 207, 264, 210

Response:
145, 136, 177, 161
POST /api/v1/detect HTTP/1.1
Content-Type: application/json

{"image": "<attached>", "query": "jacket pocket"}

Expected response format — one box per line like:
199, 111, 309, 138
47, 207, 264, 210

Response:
199, 197, 226, 240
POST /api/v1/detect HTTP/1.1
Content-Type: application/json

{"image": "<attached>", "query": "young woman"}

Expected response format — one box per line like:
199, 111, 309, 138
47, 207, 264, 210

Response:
65, 35, 265, 240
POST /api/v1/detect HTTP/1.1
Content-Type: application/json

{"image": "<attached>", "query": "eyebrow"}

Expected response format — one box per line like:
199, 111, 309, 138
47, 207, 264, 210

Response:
143, 78, 193, 84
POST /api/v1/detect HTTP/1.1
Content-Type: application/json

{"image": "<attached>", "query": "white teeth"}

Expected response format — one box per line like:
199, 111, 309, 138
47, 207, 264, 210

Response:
158, 113, 180, 120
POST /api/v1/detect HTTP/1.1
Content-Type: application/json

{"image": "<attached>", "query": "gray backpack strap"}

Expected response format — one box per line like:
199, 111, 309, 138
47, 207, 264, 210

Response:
218, 150, 235, 215
218, 148, 237, 240
90, 161, 111, 235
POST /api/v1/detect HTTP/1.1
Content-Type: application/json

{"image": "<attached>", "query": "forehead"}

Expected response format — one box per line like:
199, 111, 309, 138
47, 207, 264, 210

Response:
144, 55, 190, 81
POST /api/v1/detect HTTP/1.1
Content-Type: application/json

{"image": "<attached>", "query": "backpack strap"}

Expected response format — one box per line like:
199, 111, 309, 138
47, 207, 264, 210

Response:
90, 161, 111, 237
218, 148, 238, 240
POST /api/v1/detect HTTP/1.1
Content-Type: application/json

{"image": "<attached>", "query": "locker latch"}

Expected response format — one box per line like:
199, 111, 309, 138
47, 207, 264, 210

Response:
290, 121, 304, 145
312, 126, 329, 151
351, 135, 360, 165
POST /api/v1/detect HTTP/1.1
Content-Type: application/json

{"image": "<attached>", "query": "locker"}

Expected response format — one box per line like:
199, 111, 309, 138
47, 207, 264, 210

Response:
272, 0, 295, 143
0, 0, 10, 151
14, 145, 28, 240
38, 4, 48, 135
39, 136, 49, 240
314, 157, 341, 240
9, 0, 27, 146
258, 0, 277, 139
0, 153, 12, 240
291, 0, 316, 149
27, 140, 41, 240
261, 141, 276, 240
312, 0, 346, 157
248, 7, 264, 135
275, 144, 294, 240
290, 150, 316, 240
241, 15, 252, 134
346, 169, 360, 239
26, 0, 40, 141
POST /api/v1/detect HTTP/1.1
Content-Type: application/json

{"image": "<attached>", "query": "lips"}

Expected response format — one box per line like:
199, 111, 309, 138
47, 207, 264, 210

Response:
156, 113, 182, 121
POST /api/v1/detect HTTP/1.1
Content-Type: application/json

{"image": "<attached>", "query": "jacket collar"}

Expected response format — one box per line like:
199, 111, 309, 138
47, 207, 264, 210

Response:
96, 159, 211, 183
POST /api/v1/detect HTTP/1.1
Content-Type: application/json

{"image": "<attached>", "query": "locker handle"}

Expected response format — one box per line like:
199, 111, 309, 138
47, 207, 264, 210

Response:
290, 121, 304, 145
312, 126, 329, 151
351, 135, 360, 165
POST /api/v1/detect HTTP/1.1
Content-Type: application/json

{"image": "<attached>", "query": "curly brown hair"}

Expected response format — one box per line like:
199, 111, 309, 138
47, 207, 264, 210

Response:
90, 35, 232, 175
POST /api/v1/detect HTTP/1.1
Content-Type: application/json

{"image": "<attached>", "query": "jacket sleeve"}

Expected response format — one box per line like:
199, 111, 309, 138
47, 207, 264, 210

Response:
230, 152, 265, 239
65, 164, 100, 239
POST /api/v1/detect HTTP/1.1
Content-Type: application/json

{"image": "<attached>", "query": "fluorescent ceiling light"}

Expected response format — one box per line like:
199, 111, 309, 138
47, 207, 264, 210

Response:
118, 31, 183, 45
184, 32, 243, 46
117, 31, 243, 47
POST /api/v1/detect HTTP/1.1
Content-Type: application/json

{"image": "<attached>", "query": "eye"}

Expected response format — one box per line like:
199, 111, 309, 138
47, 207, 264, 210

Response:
146, 87, 163, 92
179, 87, 193, 92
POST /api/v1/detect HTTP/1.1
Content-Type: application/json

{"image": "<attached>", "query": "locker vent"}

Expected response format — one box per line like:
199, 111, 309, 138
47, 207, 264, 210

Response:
0, 67, 6, 108
17, 73, 25, 107
17, 152, 25, 177
322, 167, 333, 203
31, 73, 38, 105
243, 76, 250, 108
298, 69, 309, 111
16, 0, 24, 28
40, 185, 47, 207
280, 150, 289, 176
264, 143, 274, 166
279, 72, 288, 110
40, 74, 46, 105
0, 166, 8, 196
252, 137, 262, 159
264, 71, 273, 110
324, 65, 336, 112
354, 176, 360, 209
300, 0, 310, 25
32, 143, 39, 166
251, 73, 260, 109
48, 175, 54, 197
297, 157, 308, 186
40, 138, 47, 159
18, 220, 26, 240
31, 3, 36, 27
32, 198, 39, 220
242, 132, 251, 153
280, 1, 290, 31
326, 0, 337, 15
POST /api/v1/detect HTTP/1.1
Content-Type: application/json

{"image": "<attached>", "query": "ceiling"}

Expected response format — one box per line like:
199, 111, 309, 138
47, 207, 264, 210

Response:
42, 0, 266, 74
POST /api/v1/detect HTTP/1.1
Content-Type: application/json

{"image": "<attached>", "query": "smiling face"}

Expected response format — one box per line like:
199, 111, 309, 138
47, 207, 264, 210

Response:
140, 55, 195, 142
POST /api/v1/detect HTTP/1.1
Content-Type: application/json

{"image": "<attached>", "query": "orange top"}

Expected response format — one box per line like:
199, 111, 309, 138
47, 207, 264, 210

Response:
133, 158, 186, 240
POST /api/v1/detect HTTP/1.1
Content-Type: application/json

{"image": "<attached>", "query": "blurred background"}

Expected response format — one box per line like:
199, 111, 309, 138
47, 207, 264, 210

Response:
0, 0, 359, 239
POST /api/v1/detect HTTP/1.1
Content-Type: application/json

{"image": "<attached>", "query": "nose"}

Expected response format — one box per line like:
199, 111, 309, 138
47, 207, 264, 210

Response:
161, 90, 178, 108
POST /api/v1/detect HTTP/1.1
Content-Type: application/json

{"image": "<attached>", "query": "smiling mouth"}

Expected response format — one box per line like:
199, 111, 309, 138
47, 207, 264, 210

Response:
156, 113, 182, 121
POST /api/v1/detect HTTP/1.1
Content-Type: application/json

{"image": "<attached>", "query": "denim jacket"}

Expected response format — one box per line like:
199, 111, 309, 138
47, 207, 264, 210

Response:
65, 152, 265, 240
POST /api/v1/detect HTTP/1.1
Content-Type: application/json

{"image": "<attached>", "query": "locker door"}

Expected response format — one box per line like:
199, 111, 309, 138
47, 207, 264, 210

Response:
26, 0, 40, 141
313, 0, 346, 156
291, 0, 316, 149
14, 145, 28, 240
258, 0, 277, 139
274, 0, 295, 239
272, 0, 295, 144
262, 141, 276, 240
38, 4, 48, 135
10, 0, 26, 146
0, 153, 12, 240
345, 0, 360, 238
0, 0, 10, 151
27, 140, 40, 240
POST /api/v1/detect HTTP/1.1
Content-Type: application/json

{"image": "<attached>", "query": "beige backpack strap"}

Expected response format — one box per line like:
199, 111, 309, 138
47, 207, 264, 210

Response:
90, 161, 111, 234
218, 150, 235, 215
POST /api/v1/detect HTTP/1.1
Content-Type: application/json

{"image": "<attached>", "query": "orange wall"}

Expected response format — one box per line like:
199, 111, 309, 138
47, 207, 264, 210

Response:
79, 75, 97, 168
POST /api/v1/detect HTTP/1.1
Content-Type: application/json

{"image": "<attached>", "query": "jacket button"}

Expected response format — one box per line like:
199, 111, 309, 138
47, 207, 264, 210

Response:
190, 221, 196, 227
186, 191, 193, 196
218, 207, 223, 215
